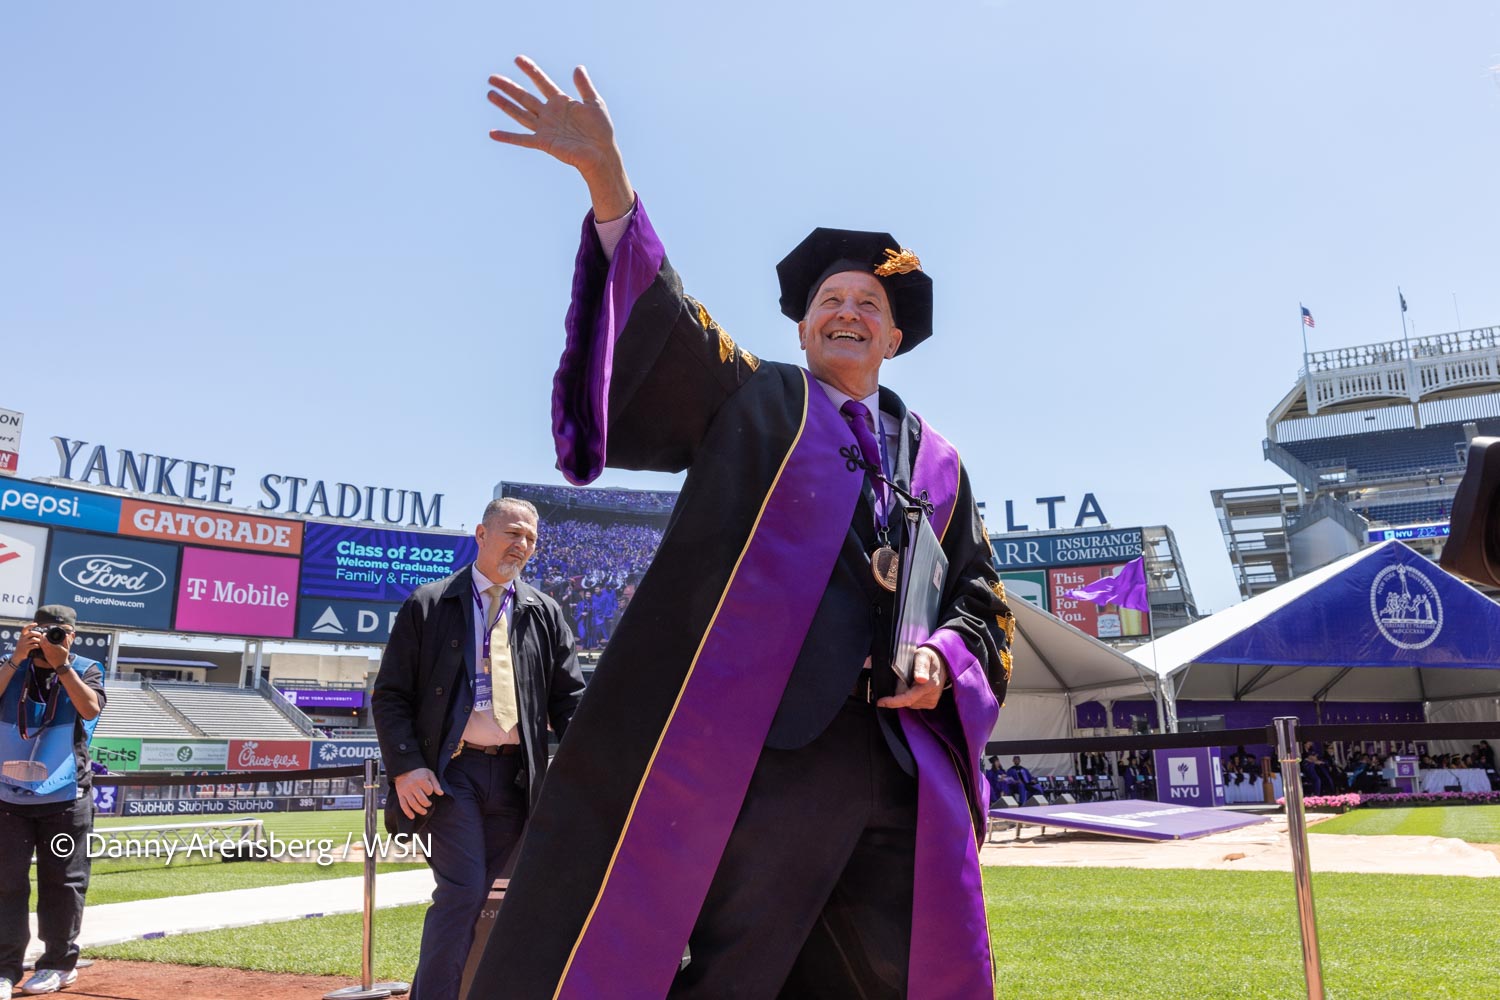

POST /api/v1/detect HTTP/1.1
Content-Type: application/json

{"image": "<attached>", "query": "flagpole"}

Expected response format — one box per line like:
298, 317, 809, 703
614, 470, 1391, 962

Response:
1299, 302, 1310, 364
1398, 286, 1412, 351
1147, 586, 1169, 733
1399, 287, 1420, 428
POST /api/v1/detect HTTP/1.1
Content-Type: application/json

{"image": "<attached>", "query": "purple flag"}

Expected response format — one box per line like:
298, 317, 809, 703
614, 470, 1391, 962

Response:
1065, 556, 1149, 612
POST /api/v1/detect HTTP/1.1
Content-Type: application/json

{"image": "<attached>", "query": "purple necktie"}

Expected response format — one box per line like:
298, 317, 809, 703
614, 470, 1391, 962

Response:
840, 400, 889, 510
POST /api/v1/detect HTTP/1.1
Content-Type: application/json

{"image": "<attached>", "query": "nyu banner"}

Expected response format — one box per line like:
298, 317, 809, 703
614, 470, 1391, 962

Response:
280, 688, 365, 710
1153, 748, 1225, 808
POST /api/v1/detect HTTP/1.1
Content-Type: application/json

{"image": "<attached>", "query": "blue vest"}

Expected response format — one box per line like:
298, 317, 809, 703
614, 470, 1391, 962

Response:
0, 656, 102, 806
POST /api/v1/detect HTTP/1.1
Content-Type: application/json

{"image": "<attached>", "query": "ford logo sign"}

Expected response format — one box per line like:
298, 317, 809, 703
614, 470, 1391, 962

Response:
58, 554, 167, 596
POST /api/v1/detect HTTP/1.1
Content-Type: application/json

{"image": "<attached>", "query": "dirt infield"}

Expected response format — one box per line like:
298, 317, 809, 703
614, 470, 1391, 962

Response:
58, 960, 365, 999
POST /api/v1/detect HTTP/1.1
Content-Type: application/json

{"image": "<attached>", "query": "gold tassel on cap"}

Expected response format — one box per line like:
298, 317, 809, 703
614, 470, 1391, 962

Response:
873, 247, 922, 277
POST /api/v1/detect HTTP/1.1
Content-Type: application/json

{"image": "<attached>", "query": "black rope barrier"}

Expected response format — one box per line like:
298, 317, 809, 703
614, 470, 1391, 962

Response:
93, 763, 369, 786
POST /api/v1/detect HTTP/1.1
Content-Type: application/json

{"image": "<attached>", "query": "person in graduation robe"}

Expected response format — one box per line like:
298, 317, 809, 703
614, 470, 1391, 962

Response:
1004, 757, 1043, 804
472, 56, 1013, 999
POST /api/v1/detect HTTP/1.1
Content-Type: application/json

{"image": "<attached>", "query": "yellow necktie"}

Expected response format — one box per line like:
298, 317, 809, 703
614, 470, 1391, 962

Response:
486, 584, 519, 732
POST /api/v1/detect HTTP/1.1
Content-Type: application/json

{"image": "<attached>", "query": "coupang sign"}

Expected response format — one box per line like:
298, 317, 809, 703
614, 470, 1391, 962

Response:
51, 438, 444, 528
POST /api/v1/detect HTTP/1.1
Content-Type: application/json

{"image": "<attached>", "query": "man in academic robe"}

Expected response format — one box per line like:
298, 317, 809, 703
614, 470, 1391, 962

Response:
472, 56, 1012, 999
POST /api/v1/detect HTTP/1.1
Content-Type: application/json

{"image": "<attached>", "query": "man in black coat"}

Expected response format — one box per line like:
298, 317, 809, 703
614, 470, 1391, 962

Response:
372, 497, 584, 999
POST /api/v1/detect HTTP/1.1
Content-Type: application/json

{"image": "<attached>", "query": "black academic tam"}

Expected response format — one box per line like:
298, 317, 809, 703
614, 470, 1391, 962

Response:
776, 227, 933, 354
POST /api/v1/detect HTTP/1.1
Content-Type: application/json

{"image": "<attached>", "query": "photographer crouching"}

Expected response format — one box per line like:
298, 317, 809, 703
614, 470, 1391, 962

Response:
0, 607, 104, 997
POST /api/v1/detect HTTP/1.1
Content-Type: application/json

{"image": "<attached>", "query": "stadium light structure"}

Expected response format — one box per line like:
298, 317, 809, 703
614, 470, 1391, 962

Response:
1440, 437, 1500, 587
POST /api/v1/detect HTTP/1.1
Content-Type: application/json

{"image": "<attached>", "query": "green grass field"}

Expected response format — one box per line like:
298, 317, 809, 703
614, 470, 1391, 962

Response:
1310, 804, 1500, 842
89, 866, 1500, 999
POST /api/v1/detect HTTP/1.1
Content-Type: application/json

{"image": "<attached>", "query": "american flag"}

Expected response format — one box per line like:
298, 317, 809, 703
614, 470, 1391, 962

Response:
1301, 306, 1315, 328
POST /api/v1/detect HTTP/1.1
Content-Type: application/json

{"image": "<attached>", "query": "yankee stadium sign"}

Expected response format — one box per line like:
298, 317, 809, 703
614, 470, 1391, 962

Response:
50, 437, 443, 527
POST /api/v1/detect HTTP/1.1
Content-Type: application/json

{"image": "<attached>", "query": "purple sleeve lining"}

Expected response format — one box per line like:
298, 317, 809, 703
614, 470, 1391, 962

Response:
551, 198, 666, 485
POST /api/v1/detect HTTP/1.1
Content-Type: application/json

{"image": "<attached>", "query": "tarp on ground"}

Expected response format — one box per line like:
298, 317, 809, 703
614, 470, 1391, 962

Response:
1130, 540, 1500, 707
994, 595, 1161, 775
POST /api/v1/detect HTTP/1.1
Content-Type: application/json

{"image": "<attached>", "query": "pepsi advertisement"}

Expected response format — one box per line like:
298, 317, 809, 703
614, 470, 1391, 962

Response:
0, 478, 121, 533
42, 529, 178, 630
300, 523, 475, 603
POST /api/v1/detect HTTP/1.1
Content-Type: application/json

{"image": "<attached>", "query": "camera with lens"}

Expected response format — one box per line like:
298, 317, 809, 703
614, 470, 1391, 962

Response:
31, 625, 70, 646
1440, 437, 1500, 588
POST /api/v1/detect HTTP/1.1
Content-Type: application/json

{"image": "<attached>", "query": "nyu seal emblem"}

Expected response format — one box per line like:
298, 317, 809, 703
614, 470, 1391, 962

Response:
1370, 563, 1443, 650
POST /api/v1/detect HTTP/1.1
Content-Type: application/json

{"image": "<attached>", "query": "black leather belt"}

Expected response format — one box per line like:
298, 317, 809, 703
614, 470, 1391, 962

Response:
460, 742, 520, 756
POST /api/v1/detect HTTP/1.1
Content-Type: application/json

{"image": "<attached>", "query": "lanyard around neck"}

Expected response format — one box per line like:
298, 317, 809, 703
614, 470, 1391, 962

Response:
472, 580, 515, 659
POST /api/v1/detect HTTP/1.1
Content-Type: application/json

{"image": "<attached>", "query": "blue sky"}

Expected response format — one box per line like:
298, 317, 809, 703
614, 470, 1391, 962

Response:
3, 3, 1498, 614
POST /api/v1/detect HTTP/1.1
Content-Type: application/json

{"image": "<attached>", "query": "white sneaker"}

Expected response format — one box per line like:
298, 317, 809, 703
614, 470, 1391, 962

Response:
19, 969, 76, 995
0, 975, 13, 999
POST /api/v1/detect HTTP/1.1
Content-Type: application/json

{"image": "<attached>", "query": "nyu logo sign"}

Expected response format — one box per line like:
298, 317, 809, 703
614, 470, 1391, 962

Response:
1167, 756, 1198, 787
1154, 749, 1224, 807
1370, 564, 1443, 651
58, 554, 168, 597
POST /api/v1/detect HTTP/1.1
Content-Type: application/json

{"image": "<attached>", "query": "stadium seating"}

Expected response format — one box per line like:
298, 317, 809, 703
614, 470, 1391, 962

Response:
1354, 499, 1450, 526
152, 682, 310, 738
1280, 419, 1499, 483
93, 684, 195, 739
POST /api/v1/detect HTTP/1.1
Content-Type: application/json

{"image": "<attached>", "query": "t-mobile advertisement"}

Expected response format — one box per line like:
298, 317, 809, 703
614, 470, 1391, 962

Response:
175, 547, 300, 638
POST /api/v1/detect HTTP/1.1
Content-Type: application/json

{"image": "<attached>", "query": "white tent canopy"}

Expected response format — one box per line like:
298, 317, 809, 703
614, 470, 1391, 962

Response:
993, 596, 1161, 774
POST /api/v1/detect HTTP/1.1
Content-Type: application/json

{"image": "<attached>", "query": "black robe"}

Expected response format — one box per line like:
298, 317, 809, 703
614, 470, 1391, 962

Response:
471, 200, 1010, 999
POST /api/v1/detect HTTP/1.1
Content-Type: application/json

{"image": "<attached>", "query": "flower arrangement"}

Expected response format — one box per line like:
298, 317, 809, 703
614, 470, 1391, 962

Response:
1277, 790, 1500, 813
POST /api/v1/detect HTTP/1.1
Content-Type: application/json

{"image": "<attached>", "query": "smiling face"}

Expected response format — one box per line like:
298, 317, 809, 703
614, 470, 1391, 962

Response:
797, 270, 902, 398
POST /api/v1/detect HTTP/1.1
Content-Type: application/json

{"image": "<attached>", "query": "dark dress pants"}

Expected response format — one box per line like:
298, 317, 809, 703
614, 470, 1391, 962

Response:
670, 698, 917, 1000
0, 796, 92, 983
412, 750, 525, 1000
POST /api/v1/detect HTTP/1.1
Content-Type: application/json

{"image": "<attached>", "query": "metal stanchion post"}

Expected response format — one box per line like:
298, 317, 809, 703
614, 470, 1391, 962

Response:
325, 760, 409, 999
1274, 716, 1325, 1000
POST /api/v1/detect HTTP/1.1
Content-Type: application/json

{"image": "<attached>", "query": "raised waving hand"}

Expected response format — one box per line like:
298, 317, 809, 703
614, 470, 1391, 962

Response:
488, 55, 635, 221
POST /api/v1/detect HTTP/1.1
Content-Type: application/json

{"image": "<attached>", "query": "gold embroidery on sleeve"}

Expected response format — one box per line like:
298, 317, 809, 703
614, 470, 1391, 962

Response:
990, 580, 1016, 681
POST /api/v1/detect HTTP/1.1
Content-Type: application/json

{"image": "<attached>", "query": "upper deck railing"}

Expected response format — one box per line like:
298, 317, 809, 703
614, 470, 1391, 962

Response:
1303, 327, 1500, 414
